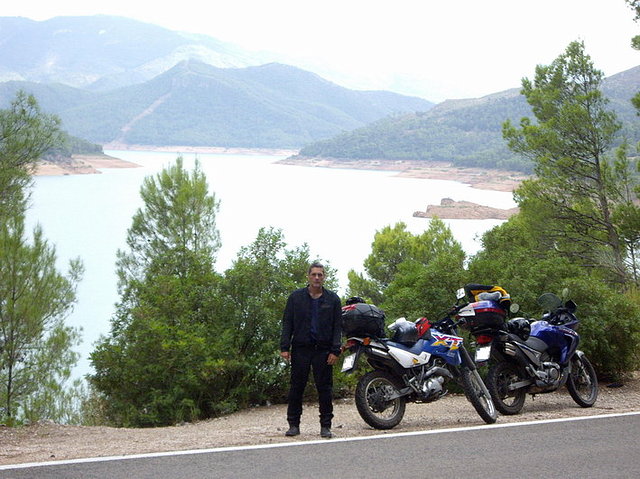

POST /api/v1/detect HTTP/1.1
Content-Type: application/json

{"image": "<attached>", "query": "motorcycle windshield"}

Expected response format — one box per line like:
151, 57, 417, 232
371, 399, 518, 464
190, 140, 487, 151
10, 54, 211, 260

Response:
538, 292, 562, 311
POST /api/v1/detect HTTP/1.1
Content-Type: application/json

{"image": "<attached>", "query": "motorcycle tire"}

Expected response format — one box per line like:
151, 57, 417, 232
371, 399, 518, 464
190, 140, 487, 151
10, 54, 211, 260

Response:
486, 361, 527, 415
461, 367, 498, 424
566, 354, 598, 407
355, 370, 406, 430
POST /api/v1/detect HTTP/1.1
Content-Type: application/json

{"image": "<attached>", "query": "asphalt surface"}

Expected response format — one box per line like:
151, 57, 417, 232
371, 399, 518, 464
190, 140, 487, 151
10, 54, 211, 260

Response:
1, 412, 638, 479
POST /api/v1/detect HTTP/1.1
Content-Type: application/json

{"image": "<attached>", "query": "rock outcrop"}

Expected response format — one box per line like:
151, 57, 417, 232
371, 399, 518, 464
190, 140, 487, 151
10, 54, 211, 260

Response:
414, 198, 519, 220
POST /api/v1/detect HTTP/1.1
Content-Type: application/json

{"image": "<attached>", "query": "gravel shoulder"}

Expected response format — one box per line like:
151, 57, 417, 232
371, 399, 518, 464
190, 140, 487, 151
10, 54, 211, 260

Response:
2, 375, 639, 467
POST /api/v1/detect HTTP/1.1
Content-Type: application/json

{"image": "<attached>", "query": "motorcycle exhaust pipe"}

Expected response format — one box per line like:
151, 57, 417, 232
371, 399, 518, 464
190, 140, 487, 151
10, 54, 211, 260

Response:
502, 342, 533, 371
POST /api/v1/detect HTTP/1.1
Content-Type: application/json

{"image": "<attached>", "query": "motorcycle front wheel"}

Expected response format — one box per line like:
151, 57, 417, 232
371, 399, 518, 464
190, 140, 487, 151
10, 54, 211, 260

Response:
461, 367, 498, 424
566, 354, 598, 407
486, 361, 527, 415
355, 370, 406, 430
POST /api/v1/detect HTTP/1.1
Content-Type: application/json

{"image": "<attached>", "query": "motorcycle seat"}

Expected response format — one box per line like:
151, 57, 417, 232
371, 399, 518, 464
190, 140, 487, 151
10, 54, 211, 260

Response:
385, 339, 426, 355
524, 336, 548, 352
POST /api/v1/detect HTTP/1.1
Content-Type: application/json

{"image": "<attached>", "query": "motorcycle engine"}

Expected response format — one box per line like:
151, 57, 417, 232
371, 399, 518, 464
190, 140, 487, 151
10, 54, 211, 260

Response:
420, 375, 445, 401
535, 362, 561, 388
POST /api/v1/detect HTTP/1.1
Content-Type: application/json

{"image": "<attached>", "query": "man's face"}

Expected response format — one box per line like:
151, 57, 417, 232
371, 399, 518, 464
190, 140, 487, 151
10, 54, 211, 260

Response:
308, 267, 325, 288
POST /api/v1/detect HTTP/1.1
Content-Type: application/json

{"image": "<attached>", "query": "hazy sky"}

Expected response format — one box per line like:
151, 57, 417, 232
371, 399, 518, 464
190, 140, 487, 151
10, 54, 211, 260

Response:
4, 0, 639, 101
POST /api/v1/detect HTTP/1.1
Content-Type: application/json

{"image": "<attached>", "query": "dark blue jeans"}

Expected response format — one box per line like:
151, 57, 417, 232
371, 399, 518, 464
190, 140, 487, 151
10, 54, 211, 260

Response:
286, 345, 334, 428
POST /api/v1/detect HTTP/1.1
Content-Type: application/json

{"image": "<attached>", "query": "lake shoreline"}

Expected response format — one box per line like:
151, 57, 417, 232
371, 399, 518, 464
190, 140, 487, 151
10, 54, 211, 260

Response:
35, 146, 522, 219
276, 156, 527, 192
36, 146, 526, 193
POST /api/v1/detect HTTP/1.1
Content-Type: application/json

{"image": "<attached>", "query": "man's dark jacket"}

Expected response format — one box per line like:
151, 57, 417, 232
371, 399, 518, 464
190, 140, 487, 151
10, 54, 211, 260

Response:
280, 286, 342, 356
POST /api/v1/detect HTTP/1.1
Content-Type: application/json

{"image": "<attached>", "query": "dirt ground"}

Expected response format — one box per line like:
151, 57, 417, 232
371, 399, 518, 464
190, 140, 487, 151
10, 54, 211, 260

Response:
1, 375, 638, 467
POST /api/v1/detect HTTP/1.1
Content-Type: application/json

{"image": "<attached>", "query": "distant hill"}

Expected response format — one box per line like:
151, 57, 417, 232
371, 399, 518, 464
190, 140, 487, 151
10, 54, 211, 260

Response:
0, 60, 432, 148
296, 66, 640, 173
0, 15, 269, 90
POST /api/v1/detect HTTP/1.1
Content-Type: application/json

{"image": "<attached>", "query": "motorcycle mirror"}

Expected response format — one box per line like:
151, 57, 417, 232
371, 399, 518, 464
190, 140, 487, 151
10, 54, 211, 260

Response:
510, 303, 520, 314
456, 288, 466, 300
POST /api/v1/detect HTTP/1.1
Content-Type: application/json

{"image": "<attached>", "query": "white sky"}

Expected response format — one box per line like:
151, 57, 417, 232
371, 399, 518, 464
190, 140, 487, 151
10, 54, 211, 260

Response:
3, 0, 639, 101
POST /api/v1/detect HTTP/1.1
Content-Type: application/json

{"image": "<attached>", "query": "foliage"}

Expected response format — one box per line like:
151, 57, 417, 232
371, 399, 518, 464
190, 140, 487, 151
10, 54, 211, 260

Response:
116, 156, 221, 293
503, 40, 639, 286
90, 157, 223, 426
215, 227, 320, 406
559, 277, 640, 381
468, 215, 583, 308
0, 91, 85, 425
347, 219, 467, 321
43, 131, 103, 160
467, 212, 640, 380
626, 1, 640, 112
89, 156, 336, 426
0, 215, 83, 424
0, 90, 63, 217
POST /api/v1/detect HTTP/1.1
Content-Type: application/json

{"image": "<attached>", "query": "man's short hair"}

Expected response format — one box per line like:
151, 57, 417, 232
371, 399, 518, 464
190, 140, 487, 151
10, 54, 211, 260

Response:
308, 261, 325, 274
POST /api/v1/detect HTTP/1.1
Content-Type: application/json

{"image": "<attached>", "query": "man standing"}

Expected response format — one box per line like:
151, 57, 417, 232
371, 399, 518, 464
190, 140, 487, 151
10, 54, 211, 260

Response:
280, 262, 342, 439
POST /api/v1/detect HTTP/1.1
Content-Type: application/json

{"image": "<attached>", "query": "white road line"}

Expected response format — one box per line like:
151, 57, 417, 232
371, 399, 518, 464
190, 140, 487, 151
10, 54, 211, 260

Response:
2, 411, 639, 471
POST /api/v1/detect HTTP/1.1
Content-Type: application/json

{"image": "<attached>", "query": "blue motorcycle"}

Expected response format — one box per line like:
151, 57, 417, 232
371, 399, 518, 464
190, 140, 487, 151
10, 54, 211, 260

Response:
341, 294, 497, 429
461, 289, 598, 415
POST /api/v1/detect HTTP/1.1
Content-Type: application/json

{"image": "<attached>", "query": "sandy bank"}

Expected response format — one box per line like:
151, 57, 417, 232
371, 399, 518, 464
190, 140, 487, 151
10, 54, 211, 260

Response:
34, 154, 141, 176
103, 143, 298, 157
276, 157, 527, 192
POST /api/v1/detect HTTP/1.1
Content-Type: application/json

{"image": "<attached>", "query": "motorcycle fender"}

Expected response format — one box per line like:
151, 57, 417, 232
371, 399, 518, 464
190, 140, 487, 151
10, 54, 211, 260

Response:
388, 347, 431, 368
341, 347, 363, 374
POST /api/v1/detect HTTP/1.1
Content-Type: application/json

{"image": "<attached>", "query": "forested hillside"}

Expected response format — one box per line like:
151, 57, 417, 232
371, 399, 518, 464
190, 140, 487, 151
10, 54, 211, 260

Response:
0, 61, 432, 149
297, 66, 640, 173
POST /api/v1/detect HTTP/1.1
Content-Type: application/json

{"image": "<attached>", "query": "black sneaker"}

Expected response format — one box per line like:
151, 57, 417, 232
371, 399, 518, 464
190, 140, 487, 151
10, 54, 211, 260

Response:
285, 426, 300, 437
320, 427, 333, 438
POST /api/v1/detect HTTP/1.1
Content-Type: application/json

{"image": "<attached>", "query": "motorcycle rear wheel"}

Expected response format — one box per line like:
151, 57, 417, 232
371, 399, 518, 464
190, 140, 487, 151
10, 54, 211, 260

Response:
461, 368, 497, 424
355, 370, 406, 430
487, 361, 527, 415
566, 354, 598, 407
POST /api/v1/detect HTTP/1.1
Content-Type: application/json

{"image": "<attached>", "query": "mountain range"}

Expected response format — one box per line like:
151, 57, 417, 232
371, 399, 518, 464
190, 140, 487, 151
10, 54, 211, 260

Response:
0, 15, 638, 164
0, 15, 432, 149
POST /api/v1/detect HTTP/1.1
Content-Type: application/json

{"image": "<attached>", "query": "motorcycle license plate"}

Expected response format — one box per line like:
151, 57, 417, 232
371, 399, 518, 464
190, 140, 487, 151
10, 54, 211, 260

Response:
475, 345, 491, 362
341, 353, 356, 372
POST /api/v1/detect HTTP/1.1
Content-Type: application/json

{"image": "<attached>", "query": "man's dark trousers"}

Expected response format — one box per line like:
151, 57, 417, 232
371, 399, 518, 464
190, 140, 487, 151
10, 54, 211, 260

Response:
287, 345, 333, 428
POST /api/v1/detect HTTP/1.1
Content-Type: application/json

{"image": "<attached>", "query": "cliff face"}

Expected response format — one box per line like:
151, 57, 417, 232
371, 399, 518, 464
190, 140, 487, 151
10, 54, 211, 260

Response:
413, 198, 519, 220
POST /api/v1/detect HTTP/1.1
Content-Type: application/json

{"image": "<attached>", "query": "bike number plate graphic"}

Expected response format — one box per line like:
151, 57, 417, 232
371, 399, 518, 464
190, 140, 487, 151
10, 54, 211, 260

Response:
475, 346, 491, 362
342, 354, 356, 372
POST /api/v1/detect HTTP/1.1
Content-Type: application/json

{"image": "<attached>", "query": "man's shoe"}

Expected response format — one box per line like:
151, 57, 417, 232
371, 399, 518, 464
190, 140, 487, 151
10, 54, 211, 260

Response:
285, 426, 300, 437
320, 427, 333, 438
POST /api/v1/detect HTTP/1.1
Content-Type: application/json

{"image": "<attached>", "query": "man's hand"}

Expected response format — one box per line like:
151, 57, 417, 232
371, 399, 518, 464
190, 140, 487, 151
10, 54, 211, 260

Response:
280, 351, 290, 361
327, 353, 338, 366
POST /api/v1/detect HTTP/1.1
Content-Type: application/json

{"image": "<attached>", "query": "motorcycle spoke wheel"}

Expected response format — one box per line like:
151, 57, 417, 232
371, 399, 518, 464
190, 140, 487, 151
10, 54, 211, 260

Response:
487, 361, 526, 415
567, 355, 598, 407
355, 371, 406, 430
461, 368, 497, 424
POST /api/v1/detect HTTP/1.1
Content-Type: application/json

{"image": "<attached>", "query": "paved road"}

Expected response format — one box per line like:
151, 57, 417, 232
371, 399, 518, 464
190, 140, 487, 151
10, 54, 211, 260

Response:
2, 413, 639, 479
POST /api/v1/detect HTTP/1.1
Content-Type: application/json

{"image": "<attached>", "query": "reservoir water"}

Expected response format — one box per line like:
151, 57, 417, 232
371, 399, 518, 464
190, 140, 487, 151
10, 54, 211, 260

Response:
26, 150, 516, 380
